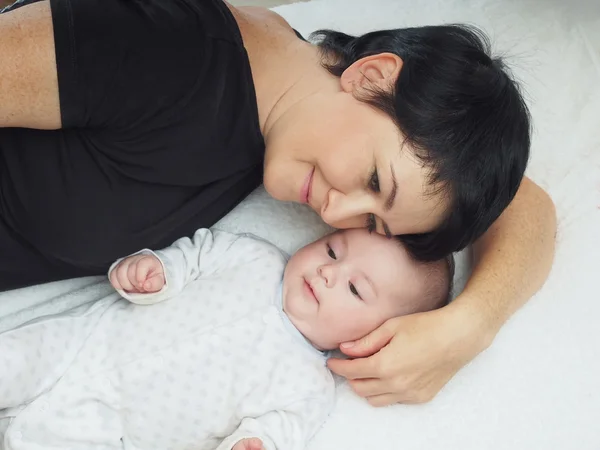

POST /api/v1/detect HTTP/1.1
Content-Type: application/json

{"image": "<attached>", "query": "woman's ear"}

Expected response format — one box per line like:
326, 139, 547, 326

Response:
340, 53, 403, 94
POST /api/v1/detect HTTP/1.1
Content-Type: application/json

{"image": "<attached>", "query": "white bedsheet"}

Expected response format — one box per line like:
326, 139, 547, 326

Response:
1, 0, 599, 448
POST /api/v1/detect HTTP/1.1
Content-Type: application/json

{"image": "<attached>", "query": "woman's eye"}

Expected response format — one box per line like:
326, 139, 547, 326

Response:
327, 245, 337, 260
349, 282, 362, 299
368, 169, 380, 193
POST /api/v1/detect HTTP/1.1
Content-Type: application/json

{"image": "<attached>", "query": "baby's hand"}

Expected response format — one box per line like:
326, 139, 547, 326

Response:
231, 437, 264, 450
109, 254, 165, 294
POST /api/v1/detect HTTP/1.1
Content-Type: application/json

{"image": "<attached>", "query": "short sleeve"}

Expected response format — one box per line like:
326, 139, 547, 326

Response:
49, 0, 242, 130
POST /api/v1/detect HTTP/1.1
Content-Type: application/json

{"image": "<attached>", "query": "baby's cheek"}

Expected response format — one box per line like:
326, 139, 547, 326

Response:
335, 310, 378, 342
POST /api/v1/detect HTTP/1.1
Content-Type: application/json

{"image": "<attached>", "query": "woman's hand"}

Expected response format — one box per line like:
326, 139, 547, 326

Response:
327, 301, 492, 406
109, 254, 165, 294
328, 178, 556, 406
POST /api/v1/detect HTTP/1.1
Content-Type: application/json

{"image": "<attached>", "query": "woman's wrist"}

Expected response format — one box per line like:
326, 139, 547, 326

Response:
447, 292, 500, 353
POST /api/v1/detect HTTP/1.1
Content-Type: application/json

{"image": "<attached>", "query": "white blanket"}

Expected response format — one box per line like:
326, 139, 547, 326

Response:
1, 0, 599, 448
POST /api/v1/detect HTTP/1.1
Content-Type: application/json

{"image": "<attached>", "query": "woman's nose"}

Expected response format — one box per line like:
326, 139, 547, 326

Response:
320, 188, 373, 229
317, 264, 336, 287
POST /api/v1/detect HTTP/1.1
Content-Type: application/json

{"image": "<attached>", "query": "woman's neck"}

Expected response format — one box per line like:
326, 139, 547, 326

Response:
225, 3, 334, 138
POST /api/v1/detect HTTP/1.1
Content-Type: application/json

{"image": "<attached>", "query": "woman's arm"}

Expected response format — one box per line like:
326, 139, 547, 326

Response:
0, 0, 61, 129
460, 176, 557, 337
327, 176, 557, 405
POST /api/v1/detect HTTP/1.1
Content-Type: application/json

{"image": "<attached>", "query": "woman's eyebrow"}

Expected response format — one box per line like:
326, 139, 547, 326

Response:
384, 163, 398, 212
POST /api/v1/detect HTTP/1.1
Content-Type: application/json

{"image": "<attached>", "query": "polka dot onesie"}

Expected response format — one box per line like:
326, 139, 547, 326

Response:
0, 229, 335, 449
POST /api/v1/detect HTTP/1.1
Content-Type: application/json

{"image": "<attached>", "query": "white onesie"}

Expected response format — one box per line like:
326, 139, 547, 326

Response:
0, 229, 335, 450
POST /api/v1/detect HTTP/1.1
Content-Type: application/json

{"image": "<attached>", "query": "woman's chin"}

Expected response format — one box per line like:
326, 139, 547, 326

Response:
262, 177, 288, 202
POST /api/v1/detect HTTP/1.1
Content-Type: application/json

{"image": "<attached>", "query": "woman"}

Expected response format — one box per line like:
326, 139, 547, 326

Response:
0, 0, 555, 404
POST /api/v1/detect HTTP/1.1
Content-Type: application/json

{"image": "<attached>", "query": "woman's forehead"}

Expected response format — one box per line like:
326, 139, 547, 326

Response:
381, 147, 449, 235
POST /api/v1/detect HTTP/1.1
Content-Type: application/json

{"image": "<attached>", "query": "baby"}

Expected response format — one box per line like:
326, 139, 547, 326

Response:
0, 228, 452, 450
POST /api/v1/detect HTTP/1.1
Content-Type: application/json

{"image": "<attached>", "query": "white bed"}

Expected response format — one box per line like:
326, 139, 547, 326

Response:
1, 0, 599, 448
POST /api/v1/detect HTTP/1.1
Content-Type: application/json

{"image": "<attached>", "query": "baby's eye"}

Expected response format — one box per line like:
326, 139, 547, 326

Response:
349, 282, 362, 300
366, 214, 377, 233
327, 245, 337, 260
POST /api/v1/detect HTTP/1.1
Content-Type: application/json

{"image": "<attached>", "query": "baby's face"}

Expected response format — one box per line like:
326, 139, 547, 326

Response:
282, 229, 423, 350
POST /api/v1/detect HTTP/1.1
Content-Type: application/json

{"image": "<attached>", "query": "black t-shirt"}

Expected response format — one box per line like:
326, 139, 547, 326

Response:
0, 0, 265, 275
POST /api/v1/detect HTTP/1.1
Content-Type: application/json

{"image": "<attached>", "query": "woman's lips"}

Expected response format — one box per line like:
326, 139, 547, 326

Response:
300, 167, 315, 204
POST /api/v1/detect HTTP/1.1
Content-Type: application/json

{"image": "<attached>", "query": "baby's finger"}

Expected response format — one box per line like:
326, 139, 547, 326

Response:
135, 256, 159, 290
127, 259, 144, 290
246, 438, 264, 450
116, 261, 135, 292
144, 271, 165, 293
109, 268, 122, 291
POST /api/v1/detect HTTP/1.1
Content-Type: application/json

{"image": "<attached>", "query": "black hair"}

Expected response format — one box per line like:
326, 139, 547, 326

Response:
311, 25, 531, 261
391, 238, 455, 313
416, 252, 456, 312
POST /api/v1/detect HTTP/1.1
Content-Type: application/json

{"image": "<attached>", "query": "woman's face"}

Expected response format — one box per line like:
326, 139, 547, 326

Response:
263, 84, 449, 237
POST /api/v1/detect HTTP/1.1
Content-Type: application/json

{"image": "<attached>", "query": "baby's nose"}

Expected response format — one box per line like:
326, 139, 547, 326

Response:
318, 264, 336, 287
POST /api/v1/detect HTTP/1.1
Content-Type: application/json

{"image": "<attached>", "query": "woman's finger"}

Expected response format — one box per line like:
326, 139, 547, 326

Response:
327, 354, 380, 380
339, 318, 397, 358
366, 393, 402, 408
348, 377, 387, 398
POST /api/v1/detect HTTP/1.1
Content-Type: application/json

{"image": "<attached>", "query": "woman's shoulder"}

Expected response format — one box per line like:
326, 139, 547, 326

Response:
226, 3, 300, 50
231, 4, 295, 31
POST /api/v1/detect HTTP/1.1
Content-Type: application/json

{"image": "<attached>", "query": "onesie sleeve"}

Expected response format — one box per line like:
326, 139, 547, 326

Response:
152, 228, 245, 295
216, 397, 332, 450
108, 228, 252, 304
216, 358, 335, 450
108, 228, 285, 305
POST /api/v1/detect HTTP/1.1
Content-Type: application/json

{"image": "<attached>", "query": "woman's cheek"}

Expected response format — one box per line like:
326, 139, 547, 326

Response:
320, 156, 360, 193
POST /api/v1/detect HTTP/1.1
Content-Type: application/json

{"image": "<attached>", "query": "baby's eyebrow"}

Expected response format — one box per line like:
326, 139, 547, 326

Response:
362, 271, 377, 298
344, 232, 377, 297
340, 230, 348, 250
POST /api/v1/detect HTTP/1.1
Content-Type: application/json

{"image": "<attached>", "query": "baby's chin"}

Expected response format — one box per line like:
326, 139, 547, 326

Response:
292, 322, 338, 351
282, 299, 335, 351
306, 334, 336, 352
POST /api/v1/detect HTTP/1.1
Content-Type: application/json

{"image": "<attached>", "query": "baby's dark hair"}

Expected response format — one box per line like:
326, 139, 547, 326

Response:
311, 25, 531, 261
384, 235, 455, 314
410, 251, 455, 313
